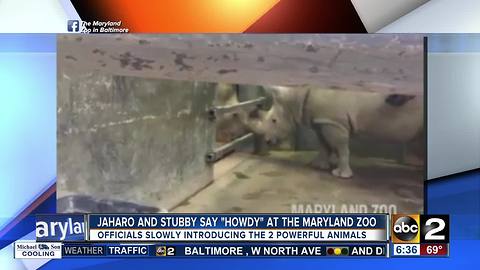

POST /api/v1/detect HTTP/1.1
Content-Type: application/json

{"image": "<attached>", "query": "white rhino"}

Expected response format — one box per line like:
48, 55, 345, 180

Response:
241, 85, 424, 178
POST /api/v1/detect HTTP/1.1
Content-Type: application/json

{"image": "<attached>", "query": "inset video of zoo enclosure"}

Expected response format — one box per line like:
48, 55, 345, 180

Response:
57, 34, 424, 214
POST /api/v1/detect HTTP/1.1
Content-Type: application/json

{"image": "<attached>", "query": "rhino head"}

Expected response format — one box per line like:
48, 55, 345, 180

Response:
240, 86, 297, 146
214, 83, 249, 142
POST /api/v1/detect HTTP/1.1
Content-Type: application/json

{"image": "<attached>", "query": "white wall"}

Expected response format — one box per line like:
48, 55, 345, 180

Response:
379, 0, 480, 33
351, 0, 428, 32
428, 53, 480, 179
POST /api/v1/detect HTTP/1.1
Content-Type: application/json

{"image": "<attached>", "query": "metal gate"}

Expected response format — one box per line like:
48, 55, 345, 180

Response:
206, 96, 266, 163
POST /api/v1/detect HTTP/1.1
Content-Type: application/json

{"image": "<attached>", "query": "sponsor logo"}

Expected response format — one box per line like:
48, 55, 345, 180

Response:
14, 241, 62, 259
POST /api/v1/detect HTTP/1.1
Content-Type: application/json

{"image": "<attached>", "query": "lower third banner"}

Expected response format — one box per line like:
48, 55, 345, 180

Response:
61, 243, 388, 258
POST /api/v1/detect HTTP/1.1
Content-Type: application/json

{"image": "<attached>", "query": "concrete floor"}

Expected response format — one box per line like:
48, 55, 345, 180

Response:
173, 151, 424, 214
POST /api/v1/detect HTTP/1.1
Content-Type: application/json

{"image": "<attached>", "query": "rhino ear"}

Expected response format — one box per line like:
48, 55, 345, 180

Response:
236, 108, 259, 122
267, 85, 293, 103
246, 109, 267, 120
263, 85, 283, 105
237, 110, 266, 134
215, 83, 233, 103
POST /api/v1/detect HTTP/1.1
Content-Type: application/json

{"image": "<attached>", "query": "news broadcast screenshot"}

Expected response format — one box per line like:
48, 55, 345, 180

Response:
0, 1, 479, 270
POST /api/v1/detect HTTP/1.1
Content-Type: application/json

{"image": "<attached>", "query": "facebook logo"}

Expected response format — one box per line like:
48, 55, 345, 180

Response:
67, 20, 80, 32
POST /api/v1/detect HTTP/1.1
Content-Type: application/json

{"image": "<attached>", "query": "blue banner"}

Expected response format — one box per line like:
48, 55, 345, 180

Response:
88, 214, 387, 229
36, 214, 86, 241
62, 243, 388, 258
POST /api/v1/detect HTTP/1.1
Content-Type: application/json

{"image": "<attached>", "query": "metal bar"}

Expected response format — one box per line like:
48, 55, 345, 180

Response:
206, 133, 255, 163
208, 97, 266, 120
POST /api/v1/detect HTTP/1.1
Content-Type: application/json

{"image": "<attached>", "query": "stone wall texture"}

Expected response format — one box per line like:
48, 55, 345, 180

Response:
57, 73, 215, 211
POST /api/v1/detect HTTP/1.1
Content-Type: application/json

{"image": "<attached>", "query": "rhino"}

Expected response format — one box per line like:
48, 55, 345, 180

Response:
213, 83, 249, 142
240, 85, 424, 178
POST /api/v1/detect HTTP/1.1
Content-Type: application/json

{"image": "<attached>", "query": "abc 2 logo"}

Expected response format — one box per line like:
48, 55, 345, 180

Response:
391, 215, 449, 244
156, 246, 176, 256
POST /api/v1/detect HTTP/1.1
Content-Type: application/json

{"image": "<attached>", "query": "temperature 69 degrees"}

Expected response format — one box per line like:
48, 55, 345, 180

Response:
427, 245, 442, 254
420, 244, 449, 256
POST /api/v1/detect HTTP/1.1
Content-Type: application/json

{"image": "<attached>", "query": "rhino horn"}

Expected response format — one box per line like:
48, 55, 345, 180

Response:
238, 109, 267, 134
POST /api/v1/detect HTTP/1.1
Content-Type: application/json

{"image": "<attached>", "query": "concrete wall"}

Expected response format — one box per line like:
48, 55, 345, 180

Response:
57, 73, 215, 211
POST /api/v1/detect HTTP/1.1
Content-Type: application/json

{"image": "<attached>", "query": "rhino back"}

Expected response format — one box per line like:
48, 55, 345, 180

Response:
305, 88, 423, 142
363, 94, 423, 142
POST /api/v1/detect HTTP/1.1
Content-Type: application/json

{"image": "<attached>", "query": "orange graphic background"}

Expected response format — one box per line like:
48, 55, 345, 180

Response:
98, 0, 280, 32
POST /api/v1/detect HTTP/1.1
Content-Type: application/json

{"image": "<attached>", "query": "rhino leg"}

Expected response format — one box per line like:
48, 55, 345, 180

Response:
310, 126, 333, 170
401, 130, 425, 166
321, 125, 353, 178
329, 152, 339, 167
311, 135, 331, 170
